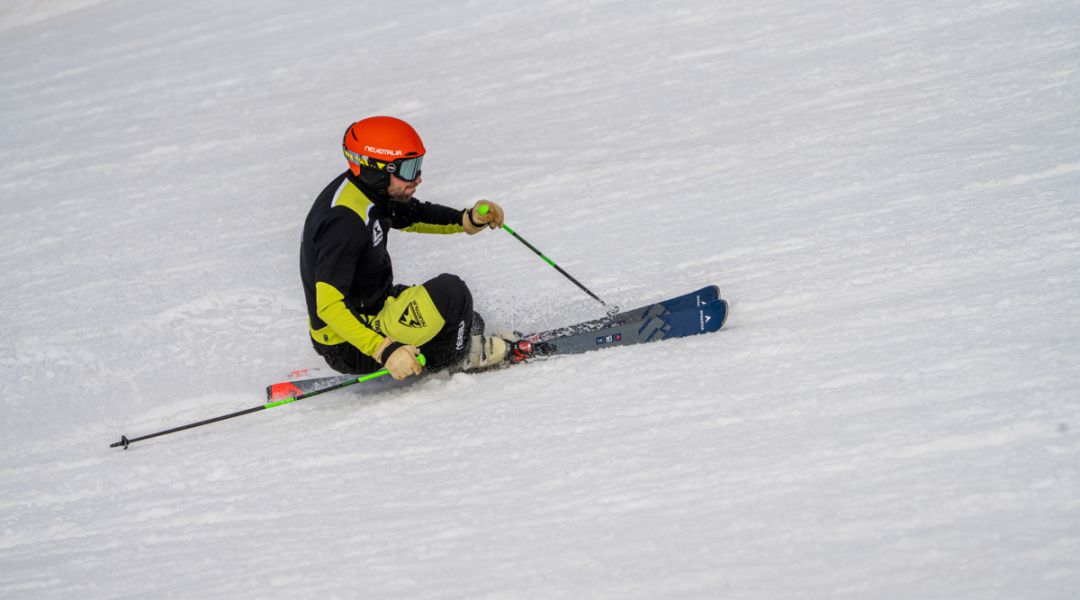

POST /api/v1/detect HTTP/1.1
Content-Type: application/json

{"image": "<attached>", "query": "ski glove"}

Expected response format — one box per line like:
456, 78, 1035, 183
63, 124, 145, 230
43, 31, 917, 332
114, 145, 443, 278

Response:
462, 200, 504, 235
375, 337, 423, 380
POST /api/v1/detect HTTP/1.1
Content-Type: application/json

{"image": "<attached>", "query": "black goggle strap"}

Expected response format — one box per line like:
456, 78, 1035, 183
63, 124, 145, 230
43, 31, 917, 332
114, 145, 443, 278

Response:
343, 147, 386, 171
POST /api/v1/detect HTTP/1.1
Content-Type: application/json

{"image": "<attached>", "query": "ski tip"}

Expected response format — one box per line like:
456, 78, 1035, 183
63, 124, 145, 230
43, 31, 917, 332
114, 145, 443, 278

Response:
698, 298, 729, 333
267, 382, 303, 402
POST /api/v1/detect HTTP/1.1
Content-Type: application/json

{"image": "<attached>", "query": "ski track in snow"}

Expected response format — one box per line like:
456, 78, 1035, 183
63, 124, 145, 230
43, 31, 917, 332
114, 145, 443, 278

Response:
2, 0, 1079, 597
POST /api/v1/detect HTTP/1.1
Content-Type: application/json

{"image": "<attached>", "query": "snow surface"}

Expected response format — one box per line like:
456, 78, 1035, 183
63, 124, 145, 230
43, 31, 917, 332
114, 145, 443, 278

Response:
2, 0, 1080, 597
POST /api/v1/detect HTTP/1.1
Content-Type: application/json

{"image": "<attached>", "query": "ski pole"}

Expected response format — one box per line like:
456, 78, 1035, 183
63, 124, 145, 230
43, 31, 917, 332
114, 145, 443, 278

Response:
478, 204, 614, 313
110, 355, 426, 449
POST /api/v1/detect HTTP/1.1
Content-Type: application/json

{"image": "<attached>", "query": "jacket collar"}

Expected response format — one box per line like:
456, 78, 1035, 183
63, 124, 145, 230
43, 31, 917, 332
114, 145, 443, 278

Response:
345, 170, 392, 211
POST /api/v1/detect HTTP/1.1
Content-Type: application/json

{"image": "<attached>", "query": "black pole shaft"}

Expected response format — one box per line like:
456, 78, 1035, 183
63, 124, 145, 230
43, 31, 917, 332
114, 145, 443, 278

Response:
109, 358, 421, 449
109, 405, 266, 448
501, 224, 609, 308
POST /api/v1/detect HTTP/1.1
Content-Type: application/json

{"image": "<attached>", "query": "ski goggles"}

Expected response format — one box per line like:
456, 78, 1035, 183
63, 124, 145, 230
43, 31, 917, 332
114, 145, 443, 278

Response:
385, 155, 423, 181
343, 149, 424, 181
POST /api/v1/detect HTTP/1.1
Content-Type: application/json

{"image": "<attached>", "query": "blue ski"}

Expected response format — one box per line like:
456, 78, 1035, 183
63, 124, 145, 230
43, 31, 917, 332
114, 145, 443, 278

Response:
526, 284, 720, 342
523, 298, 728, 358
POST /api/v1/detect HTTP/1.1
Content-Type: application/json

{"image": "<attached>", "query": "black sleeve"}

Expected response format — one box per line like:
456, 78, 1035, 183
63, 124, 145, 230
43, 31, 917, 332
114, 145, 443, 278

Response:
389, 198, 463, 230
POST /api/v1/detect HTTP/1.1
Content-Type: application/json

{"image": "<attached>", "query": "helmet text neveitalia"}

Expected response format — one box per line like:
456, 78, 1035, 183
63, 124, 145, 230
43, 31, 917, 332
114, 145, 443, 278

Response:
364, 146, 404, 157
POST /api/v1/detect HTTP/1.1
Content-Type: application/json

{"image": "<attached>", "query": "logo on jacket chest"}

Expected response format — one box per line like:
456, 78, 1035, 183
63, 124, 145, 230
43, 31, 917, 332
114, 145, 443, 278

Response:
372, 220, 384, 247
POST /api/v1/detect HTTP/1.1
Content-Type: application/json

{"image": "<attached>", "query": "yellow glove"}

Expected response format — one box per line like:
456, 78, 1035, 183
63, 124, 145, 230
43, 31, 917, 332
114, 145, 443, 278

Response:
375, 337, 423, 380
462, 200, 505, 235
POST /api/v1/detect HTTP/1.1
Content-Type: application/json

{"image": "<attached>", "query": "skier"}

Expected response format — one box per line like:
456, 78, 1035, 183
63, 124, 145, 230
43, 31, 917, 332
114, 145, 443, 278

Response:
300, 116, 512, 380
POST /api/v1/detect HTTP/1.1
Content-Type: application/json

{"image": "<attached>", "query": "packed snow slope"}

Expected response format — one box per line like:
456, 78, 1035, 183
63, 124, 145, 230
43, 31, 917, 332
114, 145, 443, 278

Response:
2, 0, 1079, 597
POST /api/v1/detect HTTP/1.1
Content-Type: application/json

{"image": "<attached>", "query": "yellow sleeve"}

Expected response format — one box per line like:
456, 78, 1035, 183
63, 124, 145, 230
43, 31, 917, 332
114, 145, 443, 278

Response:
401, 222, 465, 234
315, 281, 384, 357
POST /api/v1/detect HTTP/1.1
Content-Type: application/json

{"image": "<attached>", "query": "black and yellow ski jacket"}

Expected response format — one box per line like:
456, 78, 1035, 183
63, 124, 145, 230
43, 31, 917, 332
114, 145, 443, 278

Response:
300, 171, 464, 357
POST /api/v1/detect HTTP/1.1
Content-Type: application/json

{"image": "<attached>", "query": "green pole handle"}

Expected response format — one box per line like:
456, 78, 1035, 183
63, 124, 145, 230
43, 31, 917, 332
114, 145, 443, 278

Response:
477, 202, 517, 237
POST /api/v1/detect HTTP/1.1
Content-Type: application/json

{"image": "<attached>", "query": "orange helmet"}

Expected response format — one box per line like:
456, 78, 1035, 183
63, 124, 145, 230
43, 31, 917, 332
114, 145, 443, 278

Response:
342, 116, 426, 178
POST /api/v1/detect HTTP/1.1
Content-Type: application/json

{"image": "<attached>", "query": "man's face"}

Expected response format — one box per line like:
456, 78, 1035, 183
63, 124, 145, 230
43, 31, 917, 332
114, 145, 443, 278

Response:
387, 172, 422, 202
